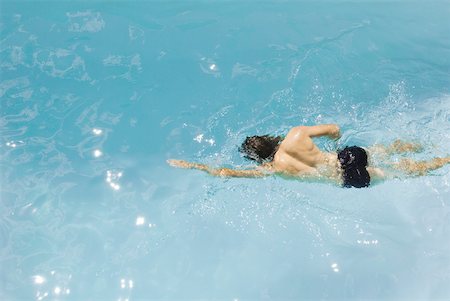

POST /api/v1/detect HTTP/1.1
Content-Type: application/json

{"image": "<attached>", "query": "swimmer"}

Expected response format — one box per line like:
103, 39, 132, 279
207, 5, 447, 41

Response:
167, 124, 450, 188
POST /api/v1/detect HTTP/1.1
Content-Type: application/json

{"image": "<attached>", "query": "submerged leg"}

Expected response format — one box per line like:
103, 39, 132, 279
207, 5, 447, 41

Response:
394, 156, 450, 176
370, 140, 423, 156
388, 140, 423, 154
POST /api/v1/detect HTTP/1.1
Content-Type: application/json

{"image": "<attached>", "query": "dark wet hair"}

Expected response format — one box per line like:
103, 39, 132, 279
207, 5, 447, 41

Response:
239, 135, 282, 164
337, 146, 370, 188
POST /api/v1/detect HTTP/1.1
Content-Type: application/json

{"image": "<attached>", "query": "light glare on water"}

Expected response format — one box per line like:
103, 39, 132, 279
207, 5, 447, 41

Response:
1, 1, 450, 300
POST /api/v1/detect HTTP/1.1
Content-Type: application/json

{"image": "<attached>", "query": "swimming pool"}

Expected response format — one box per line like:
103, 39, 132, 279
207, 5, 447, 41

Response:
1, 1, 450, 299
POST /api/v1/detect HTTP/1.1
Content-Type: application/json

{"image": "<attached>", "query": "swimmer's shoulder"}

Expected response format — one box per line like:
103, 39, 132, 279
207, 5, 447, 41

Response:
279, 127, 314, 153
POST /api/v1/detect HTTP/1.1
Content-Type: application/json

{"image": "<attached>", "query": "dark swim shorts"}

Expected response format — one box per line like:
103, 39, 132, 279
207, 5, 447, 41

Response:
337, 146, 370, 188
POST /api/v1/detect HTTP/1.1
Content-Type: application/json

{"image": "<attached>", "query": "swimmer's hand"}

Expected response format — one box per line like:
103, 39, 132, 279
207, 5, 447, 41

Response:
329, 125, 341, 139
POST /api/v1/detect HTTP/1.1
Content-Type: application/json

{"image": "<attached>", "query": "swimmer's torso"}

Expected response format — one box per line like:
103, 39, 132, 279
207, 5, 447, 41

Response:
266, 127, 340, 179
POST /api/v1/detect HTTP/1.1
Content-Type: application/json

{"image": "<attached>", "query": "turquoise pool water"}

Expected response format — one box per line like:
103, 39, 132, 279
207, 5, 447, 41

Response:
1, 1, 450, 300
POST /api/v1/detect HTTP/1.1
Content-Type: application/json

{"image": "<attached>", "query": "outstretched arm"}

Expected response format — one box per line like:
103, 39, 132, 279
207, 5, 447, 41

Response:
167, 159, 269, 178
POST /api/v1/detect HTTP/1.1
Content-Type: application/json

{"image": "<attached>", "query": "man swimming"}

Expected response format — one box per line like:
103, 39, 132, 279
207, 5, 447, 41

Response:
168, 124, 450, 188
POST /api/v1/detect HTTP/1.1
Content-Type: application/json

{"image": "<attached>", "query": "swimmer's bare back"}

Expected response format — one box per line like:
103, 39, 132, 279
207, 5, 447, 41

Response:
271, 124, 341, 176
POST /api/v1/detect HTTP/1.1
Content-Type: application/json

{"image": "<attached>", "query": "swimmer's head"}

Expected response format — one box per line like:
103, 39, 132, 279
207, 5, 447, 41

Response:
239, 135, 282, 164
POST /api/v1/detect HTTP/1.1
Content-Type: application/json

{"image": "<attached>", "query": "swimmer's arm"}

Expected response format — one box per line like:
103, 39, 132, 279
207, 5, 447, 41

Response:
167, 159, 268, 178
167, 159, 209, 172
209, 167, 267, 178
296, 124, 341, 139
